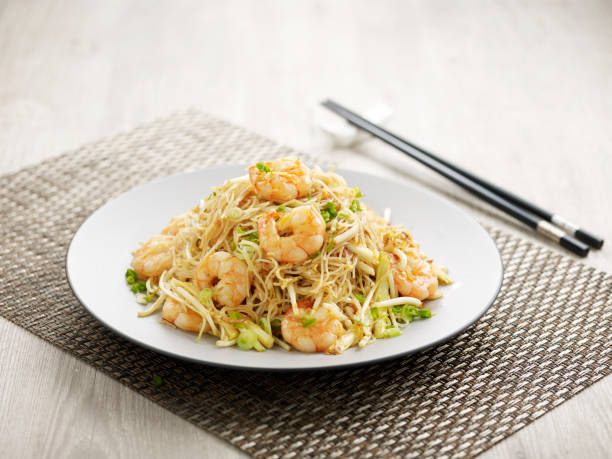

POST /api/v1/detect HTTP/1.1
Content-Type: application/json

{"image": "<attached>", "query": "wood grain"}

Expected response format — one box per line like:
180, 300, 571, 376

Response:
1, 0, 610, 457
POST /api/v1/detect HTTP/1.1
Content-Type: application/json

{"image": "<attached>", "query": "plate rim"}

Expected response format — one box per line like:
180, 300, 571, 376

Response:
65, 164, 504, 372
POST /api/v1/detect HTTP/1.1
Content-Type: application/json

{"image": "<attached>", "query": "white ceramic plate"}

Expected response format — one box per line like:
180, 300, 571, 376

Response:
66, 165, 503, 371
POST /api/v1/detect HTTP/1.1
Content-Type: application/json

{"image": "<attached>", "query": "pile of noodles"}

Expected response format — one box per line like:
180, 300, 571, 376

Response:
133, 164, 450, 354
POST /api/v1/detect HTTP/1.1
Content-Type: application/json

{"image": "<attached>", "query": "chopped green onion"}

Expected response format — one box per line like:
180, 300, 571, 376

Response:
383, 327, 402, 338
237, 329, 258, 350
245, 232, 259, 243
136, 293, 153, 305
135, 293, 147, 304
125, 268, 137, 284
276, 205, 286, 212
309, 250, 320, 260
230, 240, 237, 250
199, 288, 212, 303
256, 162, 271, 173
228, 207, 242, 220
229, 311, 243, 320
130, 282, 147, 293
349, 199, 362, 213
370, 307, 380, 320
322, 202, 338, 222
246, 322, 274, 348
301, 316, 317, 328
152, 375, 163, 386
374, 319, 386, 338
237, 226, 246, 234
354, 293, 365, 304
392, 305, 432, 322
238, 243, 257, 260
271, 318, 282, 330
353, 187, 363, 198
374, 252, 391, 303
235, 323, 245, 329
258, 318, 272, 334
327, 202, 338, 217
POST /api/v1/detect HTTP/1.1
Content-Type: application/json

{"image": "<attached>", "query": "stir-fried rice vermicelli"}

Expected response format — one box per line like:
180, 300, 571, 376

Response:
126, 158, 451, 354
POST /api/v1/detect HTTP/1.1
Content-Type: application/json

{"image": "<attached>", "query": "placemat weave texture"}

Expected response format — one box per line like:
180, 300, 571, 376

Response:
1, 111, 610, 458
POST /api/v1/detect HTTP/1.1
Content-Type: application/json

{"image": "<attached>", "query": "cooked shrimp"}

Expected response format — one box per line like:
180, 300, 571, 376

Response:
248, 157, 312, 202
131, 234, 175, 279
161, 213, 187, 236
391, 255, 438, 301
281, 303, 345, 353
194, 251, 249, 307
258, 205, 325, 263
162, 297, 207, 333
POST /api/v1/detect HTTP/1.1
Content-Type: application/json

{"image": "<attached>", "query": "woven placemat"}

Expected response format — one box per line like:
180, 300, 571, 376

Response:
1, 111, 610, 458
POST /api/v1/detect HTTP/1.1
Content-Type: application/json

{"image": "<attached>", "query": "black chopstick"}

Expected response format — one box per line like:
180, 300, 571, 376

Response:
325, 100, 603, 250
322, 99, 593, 257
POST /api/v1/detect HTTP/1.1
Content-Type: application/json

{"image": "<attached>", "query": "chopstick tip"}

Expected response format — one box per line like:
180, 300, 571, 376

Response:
560, 235, 590, 257
574, 228, 604, 250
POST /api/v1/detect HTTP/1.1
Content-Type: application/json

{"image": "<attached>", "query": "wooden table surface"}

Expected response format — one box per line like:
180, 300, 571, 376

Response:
1, 1, 611, 457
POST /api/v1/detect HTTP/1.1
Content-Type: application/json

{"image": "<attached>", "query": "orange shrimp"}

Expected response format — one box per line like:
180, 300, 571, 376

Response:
194, 251, 249, 307
248, 157, 312, 202
258, 206, 325, 263
281, 303, 345, 353
162, 297, 207, 333
131, 234, 175, 280
391, 255, 438, 301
